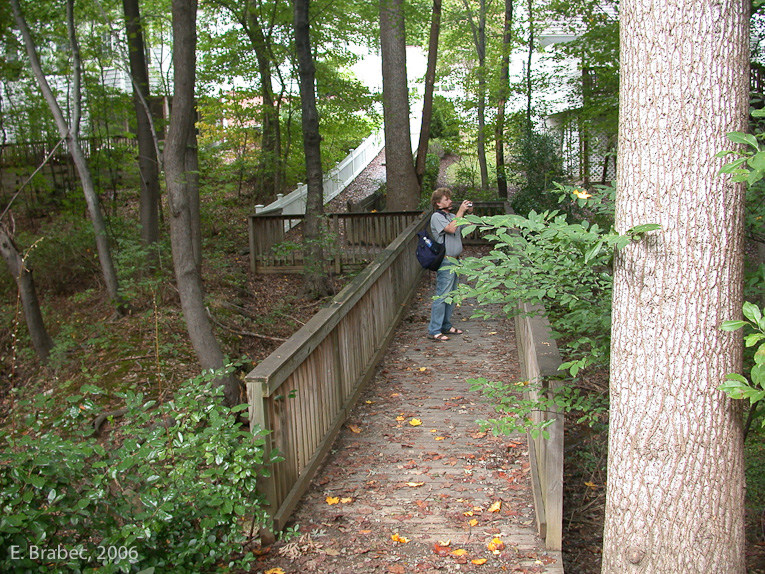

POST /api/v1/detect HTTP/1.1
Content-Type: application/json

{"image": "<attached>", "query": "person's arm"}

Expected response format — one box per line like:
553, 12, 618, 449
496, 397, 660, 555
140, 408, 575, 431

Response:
443, 200, 472, 234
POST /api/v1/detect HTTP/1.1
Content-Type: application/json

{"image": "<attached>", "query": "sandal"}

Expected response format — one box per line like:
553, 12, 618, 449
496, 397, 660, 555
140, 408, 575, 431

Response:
443, 328, 463, 335
430, 333, 450, 341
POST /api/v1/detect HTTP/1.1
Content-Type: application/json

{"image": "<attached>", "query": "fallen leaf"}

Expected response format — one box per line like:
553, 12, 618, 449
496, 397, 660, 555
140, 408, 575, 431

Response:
487, 537, 505, 554
471, 431, 488, 439
433, 543, 451, 556
430, 429, 438, 433
464, 511, 474, 517
265, 569, 285, 574
409, 418, 422, 426
360, 530, 372, 534
341, 497, 353, 503
435, 436, 446, 441
391, 393, 400, 397
584, 481, 598, 488
472, 558, 488, 565
406, 482, 425, 487
365, 400, 373, 404
391, 533, 410, 543
438, 539, 451, 547
488, 500, 502, 513
325, 548, 340, 556
469, 519, 479, 527
348, 424, 362, 434
451, 549, 468, 557
396, 415, 406, 422
326, 496, 340, 505
487, 331, 497, 335
419, 367, 427, 372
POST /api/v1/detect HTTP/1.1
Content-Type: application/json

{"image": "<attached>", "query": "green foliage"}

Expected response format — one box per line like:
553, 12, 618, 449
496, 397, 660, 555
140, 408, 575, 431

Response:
0, 370, 276, 573
509, 130, 570, 216
468, 377, 608, 439
429, 95, 461, 144
720, 302, 765, 409
451, 187, 658, 433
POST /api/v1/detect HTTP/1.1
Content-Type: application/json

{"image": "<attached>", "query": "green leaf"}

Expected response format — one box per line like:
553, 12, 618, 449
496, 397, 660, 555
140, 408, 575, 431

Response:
628, 223, 661, 235
745, 333, 765, 347
727, 131, 759, 149
720, 320, 747, 331
743, 301, 762, 324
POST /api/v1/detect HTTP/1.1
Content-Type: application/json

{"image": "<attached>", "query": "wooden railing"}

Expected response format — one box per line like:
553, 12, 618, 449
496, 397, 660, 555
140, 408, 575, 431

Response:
245, 212, 428, 534
514, 301, 564, 551
247, 211, 423, 273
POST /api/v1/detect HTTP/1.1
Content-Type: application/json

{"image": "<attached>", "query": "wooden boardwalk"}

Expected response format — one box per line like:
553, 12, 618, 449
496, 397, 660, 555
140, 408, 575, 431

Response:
252, 274, 564, 574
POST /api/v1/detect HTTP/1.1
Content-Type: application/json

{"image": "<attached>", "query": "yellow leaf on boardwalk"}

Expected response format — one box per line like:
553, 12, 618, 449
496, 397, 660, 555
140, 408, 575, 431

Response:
409, 418, 422, 426
326, 496, 340, 505
265, 569, 285, 574
472, 558, 488, 565
419, 367, 427, 372
487, 537, 505, 554
396, 415, 406, 422
469, 519, 479, 527
435, 436, 446, 441
451, 549, 468, 557
463, 510, 474, 517
488, 500, 502, 513
348, 424, 362, 434
407, 482, 425, 487
340, 497, 353, 503
391, 533, 410, 543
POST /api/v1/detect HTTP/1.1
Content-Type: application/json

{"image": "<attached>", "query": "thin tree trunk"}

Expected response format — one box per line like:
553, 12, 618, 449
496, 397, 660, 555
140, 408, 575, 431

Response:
379, 0, 420, 210
293, 0, 332, 298
602, 0, 749, 571
123, 0, 161, 247
525, 0, 533, 131
415, 0, 442, 190
11, 0, 126, 313
495, 0, 513, 199
463, 0, 489, 190
0, 222, 54, 363
165, 0, 240, 406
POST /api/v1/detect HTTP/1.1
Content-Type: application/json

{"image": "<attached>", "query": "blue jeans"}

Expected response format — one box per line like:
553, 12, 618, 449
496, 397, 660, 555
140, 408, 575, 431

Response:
428, 264, 459, 336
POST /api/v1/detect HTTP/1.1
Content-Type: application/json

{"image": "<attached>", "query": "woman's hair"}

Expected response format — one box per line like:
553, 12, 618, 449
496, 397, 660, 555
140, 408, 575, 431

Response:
431, 187, 452, 210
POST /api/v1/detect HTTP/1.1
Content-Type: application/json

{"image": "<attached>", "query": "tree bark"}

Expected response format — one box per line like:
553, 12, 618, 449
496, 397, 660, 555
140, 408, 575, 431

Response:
122, 0, 161, 248
495, 0, 513, 199
0, 222, 54, 363
415, 0, 442, 190
462, 0, 488, 191
602, 0, 749, 572
165, 0, 240, 406
379, 0, 419, 210
11, 0, 126, 313
293, 0, 332, 298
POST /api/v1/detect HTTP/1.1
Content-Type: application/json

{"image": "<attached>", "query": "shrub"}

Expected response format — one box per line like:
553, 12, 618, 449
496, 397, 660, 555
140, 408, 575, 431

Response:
509, 129, 569, 216
0, 369, 276, 573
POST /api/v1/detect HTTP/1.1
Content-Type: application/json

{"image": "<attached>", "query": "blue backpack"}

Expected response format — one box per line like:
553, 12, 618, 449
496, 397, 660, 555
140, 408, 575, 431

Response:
415, 227, 446, 271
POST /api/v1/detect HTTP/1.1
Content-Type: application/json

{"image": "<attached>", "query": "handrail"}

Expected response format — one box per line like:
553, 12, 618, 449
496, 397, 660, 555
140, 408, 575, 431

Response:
513, 301, 564, 551
245, 212, 429, 537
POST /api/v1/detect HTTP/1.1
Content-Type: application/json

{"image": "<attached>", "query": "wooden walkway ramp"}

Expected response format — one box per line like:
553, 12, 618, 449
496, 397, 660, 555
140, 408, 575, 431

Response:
252, 274, 564, 574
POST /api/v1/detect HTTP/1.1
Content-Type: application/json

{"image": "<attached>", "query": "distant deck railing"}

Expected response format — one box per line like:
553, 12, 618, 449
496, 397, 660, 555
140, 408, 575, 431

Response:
514, 301, 564, 551
248, 211, 424, 274
245, 212, 429, 535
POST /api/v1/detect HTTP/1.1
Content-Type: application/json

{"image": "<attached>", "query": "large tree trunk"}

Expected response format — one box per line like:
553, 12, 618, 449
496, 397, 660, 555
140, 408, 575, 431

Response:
11, 0, 126, 313
495, 0, 513, 199
415, 0, 442, 190
379, 0, 419, 211
293, 0, 332, 298
0, 222, 54, 363
601, 0, 749, 572
165, 0, 240, 406
123, 0, 161, 248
